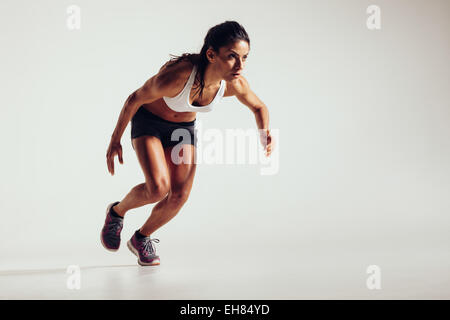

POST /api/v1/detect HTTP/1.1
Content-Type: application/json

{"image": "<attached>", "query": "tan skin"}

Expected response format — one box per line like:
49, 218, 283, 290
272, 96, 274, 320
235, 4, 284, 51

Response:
105, 40, 273, 237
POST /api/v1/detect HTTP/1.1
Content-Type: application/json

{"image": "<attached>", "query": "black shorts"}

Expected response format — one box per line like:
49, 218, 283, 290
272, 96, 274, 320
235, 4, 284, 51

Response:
131, 107, 197, 148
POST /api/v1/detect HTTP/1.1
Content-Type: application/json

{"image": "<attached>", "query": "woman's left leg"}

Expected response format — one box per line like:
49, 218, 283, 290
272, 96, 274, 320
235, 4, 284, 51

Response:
138, 143, 197, 236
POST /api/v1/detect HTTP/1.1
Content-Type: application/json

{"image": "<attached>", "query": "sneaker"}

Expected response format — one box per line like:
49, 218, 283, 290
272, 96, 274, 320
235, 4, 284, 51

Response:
100, 201, 123, 251
127, 231, 160, 266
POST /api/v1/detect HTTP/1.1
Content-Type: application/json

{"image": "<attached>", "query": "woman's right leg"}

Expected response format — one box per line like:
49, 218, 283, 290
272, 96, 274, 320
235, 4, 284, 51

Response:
113, 135, 171, 217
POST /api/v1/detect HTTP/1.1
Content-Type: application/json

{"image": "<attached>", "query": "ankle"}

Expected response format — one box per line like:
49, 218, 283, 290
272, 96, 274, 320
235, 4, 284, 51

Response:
112, 203, 126, 217
136, 229, 150, 239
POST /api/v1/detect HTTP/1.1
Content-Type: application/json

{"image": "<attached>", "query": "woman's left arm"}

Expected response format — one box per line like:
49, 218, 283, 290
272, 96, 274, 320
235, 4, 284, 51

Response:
233, 76, 273, 157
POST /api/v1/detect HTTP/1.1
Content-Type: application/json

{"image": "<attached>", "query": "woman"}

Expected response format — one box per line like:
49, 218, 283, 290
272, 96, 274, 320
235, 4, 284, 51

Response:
102, 21, 273, 266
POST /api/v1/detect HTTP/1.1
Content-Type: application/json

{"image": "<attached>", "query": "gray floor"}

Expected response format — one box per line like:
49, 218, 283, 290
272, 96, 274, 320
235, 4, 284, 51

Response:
1, 241, 449, 299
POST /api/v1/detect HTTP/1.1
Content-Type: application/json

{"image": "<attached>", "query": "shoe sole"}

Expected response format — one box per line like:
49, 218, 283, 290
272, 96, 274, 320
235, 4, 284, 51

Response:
100, 233, 119, 252
127, 240, 160, 266
100, 202, 120, 252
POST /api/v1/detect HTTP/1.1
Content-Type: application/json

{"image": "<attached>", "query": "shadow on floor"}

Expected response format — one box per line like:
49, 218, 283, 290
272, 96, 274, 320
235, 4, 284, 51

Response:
0, 264, 139, 276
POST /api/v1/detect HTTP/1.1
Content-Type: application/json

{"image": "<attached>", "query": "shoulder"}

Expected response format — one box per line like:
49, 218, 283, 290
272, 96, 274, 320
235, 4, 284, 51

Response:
130, 59, 195, 105
154, 59, 194, 96
224, 75, 250, 97
157, 59, 193, 85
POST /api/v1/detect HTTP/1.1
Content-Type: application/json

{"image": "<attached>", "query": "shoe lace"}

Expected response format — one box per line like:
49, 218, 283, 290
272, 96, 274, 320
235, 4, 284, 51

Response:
106, 219, 123, 237
141, 238, 160, 257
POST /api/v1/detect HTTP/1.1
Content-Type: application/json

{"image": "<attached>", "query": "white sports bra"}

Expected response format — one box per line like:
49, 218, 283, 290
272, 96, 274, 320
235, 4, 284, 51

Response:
162, 65, 226, 113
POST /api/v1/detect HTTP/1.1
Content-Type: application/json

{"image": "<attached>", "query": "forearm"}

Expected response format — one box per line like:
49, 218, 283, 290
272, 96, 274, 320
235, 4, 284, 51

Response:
253, 105, 270, 131
111, 95, 139, 143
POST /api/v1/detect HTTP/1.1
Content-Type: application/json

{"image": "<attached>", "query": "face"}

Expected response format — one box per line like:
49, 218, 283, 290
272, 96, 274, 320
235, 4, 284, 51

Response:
207, 40, 250, 81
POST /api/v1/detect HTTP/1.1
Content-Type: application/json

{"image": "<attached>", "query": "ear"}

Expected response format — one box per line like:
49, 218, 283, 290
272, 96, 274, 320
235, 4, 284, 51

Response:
206, 47, 217, 63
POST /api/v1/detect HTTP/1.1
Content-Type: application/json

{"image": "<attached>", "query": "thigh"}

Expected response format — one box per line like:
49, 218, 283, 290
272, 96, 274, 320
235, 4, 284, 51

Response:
164, 144, 197, 193
132, 136, 170, 187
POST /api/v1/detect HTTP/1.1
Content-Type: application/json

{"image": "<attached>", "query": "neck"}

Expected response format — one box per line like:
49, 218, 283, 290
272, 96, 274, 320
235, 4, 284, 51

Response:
202, 63, 223, 88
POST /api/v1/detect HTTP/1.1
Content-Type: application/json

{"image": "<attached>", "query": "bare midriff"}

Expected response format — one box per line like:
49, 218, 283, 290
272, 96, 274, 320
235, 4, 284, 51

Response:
140, 98, 197, 123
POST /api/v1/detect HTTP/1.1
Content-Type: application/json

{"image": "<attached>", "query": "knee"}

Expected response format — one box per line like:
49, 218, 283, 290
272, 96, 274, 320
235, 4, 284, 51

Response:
168, 188, 190, 206
145, 179, 170, 202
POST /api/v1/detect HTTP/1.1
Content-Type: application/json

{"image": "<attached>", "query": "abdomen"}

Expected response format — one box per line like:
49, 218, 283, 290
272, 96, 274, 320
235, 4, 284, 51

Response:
141, 98, 196, 122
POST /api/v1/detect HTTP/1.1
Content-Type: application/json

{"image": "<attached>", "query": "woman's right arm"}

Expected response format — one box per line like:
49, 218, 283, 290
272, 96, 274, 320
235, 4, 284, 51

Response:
109, 62, 184, 143
110, 76, 158, 143
106, 63, 184, 175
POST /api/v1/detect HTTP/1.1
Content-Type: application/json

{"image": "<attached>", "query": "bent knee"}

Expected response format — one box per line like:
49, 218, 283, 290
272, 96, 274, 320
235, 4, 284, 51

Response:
168, 188, 191, 206
145, 179, 170, 202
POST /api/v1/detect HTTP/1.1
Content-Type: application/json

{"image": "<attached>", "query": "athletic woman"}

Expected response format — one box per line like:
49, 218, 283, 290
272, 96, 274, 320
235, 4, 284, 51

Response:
101, 21, 273, 266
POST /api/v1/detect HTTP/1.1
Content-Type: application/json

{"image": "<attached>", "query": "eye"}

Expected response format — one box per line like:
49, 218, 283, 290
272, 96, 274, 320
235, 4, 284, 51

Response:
229, 54, 248, 60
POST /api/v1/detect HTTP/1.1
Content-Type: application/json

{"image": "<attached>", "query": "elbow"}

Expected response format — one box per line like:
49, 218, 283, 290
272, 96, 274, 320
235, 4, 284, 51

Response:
125, 91, 142, 111
125, 91, 138, 105
253, 104, 267, 114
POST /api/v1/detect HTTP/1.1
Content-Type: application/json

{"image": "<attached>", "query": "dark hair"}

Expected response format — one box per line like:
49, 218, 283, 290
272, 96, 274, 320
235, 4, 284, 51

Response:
167, 20, 250, 100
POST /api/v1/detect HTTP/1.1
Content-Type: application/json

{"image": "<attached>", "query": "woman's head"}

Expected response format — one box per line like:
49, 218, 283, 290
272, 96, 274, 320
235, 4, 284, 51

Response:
169, 21, 250, 98
202, 20, 250, 54
203, 38, 250, 81
201, 21, 250, 78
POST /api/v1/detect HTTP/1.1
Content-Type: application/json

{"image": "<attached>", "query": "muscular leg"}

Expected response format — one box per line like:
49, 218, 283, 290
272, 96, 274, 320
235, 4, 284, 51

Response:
139, 143, 197, 236
112, 183, 152, 217
113, 136, 171, 217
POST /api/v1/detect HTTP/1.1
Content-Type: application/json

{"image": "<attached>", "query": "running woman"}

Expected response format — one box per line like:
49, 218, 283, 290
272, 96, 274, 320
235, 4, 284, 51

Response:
102, 21, 273, 266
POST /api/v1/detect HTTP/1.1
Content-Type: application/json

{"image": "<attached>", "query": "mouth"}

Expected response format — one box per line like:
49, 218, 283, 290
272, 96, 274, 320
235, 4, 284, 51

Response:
232, 73, 241, 77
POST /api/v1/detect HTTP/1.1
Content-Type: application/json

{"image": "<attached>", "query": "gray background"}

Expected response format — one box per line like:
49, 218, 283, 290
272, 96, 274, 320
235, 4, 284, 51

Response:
0, 0, 449, 299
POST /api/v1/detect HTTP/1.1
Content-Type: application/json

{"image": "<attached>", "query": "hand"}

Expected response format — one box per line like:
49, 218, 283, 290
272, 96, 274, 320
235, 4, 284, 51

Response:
259, 129, 274, 157
106, 140, 123, 175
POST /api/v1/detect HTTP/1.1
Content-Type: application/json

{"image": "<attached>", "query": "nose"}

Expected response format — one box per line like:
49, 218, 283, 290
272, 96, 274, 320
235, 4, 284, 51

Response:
234, 63, 243, 72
